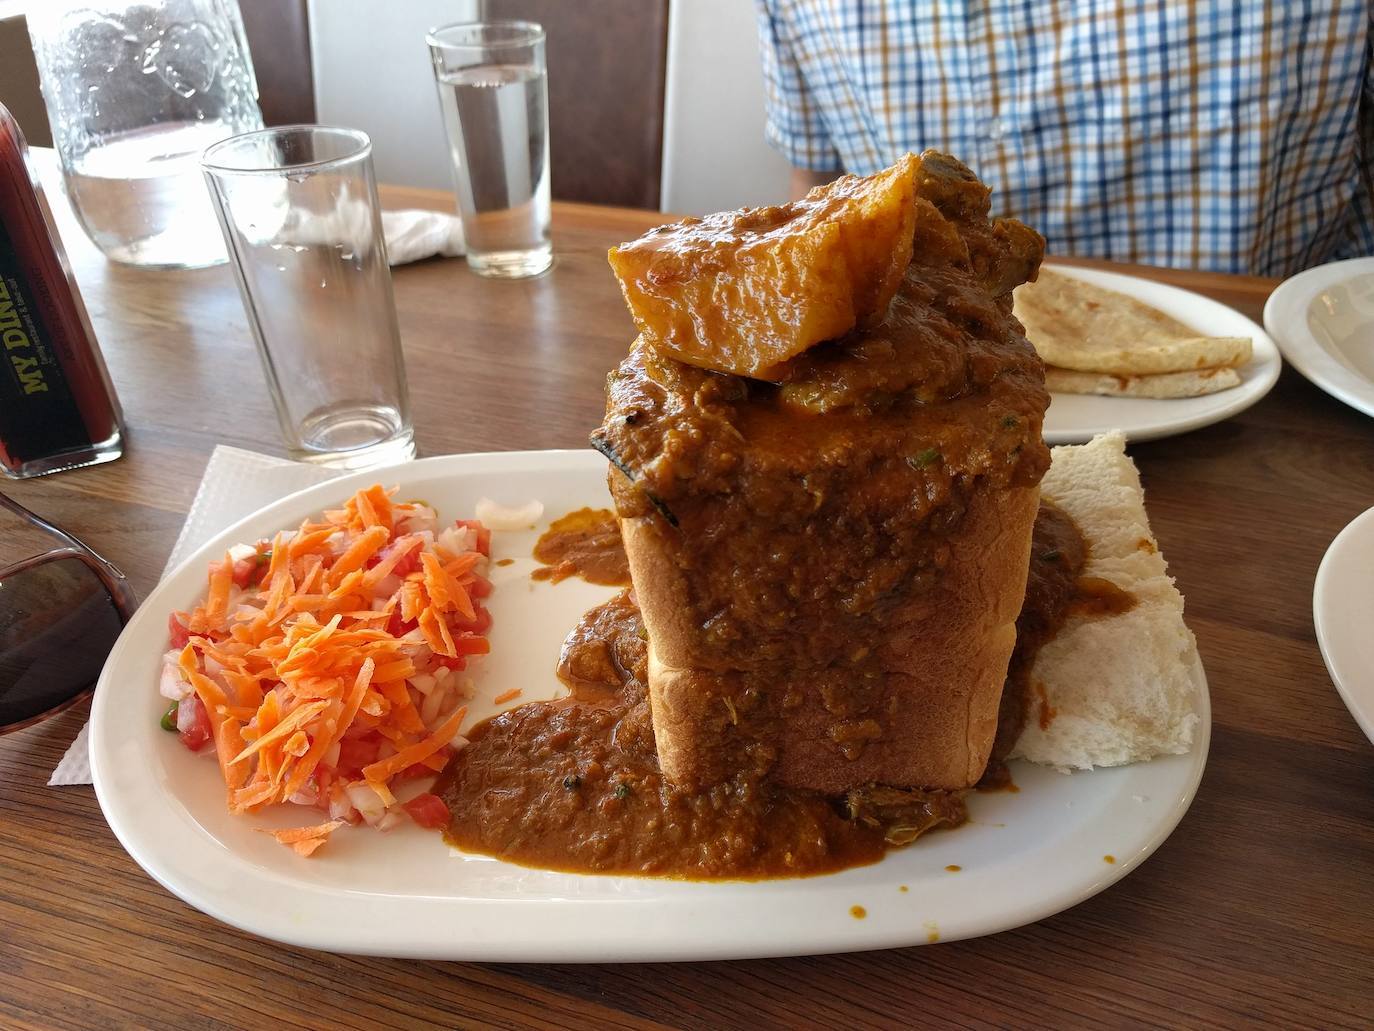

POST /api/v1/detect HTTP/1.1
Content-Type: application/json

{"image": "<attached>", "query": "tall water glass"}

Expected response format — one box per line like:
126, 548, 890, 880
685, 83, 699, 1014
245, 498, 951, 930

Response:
27, 0, 263, 268
202, 126, 415, 470
427, 21, 552, 279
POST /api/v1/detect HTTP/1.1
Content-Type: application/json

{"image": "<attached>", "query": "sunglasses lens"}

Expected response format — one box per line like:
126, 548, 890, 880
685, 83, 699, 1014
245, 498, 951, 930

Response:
0, 557, 123, 729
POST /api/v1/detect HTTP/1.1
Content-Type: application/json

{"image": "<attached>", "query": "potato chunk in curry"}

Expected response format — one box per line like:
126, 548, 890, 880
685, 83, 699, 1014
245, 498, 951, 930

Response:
607, 153, 920, 380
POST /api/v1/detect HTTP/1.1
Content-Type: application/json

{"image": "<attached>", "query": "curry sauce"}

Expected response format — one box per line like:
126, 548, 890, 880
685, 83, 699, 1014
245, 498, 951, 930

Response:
530, 508, 630, 586
437, 502, 1134, 879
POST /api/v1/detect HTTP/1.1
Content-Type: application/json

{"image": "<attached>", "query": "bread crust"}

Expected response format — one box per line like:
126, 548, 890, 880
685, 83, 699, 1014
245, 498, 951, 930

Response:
634, 484, 1040, 792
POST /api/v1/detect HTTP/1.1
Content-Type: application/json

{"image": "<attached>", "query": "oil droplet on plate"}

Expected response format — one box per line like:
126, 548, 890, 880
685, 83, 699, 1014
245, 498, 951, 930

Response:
945, 864, 962, 872
495, 557, 515, 566
924, 920, 940, 943
850, 905, 866, 920
898, 885, 908, 893
1104, 854, 1116, 864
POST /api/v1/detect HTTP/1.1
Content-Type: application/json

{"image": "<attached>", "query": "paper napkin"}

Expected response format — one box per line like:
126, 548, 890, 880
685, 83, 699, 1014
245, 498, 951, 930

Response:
48, 446, 345, 786
383, 209, 465, 264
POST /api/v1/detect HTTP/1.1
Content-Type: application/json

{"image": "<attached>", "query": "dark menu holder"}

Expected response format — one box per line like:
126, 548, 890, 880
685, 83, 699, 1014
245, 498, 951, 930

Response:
0, 102, 123, 480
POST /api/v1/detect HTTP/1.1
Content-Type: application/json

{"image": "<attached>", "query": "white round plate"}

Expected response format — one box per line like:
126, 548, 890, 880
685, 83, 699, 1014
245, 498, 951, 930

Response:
1041, 265, 1281, 444
1313, 505, 1374, 745
91, 450, 1211, 962
1264, 256, 1374, 419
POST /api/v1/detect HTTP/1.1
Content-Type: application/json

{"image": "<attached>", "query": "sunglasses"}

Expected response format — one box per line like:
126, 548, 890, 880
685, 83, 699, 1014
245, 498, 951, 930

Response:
0, 491, 136, 733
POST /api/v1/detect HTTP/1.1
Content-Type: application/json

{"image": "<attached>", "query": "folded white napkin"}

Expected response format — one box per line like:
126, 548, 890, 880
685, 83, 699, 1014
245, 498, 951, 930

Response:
383, 209, 466, 264
48, 446, 346, 786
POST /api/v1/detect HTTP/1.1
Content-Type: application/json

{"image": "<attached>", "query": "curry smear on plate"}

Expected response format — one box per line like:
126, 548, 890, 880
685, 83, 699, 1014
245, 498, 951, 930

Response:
436, 503, 1124, 880
529, 507, 629, 586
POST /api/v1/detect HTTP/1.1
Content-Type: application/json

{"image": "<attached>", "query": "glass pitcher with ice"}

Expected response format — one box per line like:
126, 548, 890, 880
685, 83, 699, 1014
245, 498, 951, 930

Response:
27, 0, 263, 268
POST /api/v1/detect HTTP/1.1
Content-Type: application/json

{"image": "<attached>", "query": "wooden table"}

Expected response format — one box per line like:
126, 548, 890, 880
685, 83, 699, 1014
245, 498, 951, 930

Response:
3, 165, 1372, 1030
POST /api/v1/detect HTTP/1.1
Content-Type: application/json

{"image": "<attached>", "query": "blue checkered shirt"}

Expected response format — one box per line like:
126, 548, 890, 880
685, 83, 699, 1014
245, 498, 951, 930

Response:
756, 0, 1374, 276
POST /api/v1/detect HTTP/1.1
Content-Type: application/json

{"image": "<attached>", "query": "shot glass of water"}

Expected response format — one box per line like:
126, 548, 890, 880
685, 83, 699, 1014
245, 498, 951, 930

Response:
201, 126, 416, 470
427, 21, 552, 279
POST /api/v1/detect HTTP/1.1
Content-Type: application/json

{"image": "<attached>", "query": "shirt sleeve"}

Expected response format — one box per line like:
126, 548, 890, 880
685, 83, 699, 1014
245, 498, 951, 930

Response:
1356, 13, 1374, 255
755, 0, 844, 172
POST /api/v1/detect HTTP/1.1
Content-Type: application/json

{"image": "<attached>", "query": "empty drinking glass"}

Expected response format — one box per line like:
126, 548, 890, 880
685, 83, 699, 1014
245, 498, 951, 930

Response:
202, 126, 415, 470
427, 21, 552, 279
27, 0, 263, 268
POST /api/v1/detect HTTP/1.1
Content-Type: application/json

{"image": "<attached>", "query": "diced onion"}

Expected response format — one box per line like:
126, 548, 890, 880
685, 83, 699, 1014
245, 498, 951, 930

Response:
327, 786, 351, 821
437, 525, 476, 556
159, 663, 191, 700
228, 542, 257, 563
475, 497, 544, 530
345, 781, 386, 825
420, 684, 446, 726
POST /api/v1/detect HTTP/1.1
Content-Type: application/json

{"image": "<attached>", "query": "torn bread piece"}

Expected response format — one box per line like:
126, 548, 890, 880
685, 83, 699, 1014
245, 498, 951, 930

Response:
1011, 431, 1201, 771
1046, 365, 1242, 399
1014, 268, 1252, 375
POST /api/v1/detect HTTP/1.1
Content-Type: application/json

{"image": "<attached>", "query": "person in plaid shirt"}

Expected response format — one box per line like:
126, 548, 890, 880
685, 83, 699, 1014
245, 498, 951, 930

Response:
756, 0, 1374, 276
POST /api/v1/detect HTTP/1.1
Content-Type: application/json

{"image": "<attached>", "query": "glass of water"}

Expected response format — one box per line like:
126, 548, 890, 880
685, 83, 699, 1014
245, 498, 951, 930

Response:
201, 126, 415, 470
27, 0, 263, 268
427, 21, 552, 279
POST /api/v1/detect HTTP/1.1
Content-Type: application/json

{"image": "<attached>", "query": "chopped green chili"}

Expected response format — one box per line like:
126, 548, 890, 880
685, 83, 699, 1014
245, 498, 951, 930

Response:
907, 448, 941, 469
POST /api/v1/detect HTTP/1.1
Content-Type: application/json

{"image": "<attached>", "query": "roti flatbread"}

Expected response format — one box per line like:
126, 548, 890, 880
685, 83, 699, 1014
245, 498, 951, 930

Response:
1045, 365, 1242, 399
1015, 268, 1252, 375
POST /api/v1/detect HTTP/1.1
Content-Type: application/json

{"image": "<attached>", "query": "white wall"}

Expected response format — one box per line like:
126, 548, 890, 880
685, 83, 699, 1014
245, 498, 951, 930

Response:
660, 0, 791, 214
307, 0, 479, 192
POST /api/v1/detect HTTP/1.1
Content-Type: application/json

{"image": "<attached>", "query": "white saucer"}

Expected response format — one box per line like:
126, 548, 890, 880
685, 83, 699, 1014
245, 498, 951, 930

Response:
1264, 256, 1374, 419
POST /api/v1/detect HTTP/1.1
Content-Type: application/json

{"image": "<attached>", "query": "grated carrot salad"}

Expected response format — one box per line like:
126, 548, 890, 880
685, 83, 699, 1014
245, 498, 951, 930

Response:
158, 485, 493, 855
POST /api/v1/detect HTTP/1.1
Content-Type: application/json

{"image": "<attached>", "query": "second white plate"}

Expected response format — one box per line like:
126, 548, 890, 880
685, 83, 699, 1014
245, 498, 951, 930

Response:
91, 450, 1211, 962
1314, 504, 1374, 745
1264, 256, 1374, 420
1040, 265, 1281, 444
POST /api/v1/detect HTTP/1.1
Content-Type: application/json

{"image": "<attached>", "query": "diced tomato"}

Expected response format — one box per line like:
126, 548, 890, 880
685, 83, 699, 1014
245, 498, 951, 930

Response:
452, 635, 490, 656
451, 605, 492, 635
385, 609, 419, 639
367, 539, 423, 577
338, 734, 381, 773
402, 793, 450, 830
167, 613, 191, 649
454, 519, 491, 557
434, 654, 467, 672
466, 573, 492, 600
392, 548, 421, 578
231, 558, 256, 589
177, 695, 212, 751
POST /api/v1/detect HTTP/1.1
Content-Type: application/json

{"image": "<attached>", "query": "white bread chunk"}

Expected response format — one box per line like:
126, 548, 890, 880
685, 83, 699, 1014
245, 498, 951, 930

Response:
1011, 431, 1201, 771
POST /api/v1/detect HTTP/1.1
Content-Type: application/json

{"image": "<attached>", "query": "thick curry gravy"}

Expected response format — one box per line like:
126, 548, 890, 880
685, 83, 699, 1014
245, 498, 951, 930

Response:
594, 265, 1050, 674
530, 508, 629, 586
436, 502, 1132, 879
593, 158, 1050, 679
437, 590, 963, 878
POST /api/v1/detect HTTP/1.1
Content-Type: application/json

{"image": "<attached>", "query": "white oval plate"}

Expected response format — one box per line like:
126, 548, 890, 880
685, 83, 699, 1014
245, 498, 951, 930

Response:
1313, 505, 1374, 745
1264, 256, 1374, 420
91, 450, 1211, 962
1041, 265, 1281, 444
